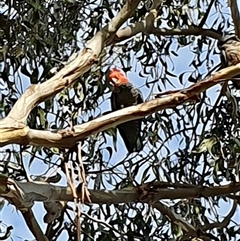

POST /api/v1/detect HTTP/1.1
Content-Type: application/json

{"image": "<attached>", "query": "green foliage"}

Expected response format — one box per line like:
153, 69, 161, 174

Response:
0, 0, 240, 240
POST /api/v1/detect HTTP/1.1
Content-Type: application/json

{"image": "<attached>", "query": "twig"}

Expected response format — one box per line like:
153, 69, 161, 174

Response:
21, 209, 49, 241
152, 201, 197, 234
201, 201, 238, 231
198, 0, 215, 28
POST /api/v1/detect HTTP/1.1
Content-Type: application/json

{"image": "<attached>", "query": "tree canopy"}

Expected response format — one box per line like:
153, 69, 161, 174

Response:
0, 0, 240, 240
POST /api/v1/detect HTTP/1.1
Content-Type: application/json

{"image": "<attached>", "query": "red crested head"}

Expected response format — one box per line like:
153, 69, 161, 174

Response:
108, 68, 129, 86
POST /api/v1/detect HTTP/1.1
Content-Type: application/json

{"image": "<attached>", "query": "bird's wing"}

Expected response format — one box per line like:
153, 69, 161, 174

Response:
110, 90, 118, 111
110, 84, 144, 152
130, 85, 144, 105
118, 120, 143, 152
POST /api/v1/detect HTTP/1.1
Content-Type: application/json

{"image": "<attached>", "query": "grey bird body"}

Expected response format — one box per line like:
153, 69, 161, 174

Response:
111, 83, 143, 153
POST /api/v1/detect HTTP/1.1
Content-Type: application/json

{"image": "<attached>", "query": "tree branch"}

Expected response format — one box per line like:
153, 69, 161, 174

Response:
198, 0, 215, 28
1, 64, 240, 148
2, 177, 238, 240
21, 209, 49, 241
228, 0, 240, 37
152, 202, 197, 234
4, 0, 141, 124
107, 0, 221, 45
0, 175, 240, 207
107, 0, 163, 45
139, 181, 240, 204
109, 25, 222, 46
201, 201, 237, 231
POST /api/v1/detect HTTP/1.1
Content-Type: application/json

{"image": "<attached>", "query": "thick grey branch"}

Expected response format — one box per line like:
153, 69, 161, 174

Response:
1, 175, 239, 207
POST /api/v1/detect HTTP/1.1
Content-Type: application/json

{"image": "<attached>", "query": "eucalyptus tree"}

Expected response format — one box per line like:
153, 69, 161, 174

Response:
0, 0, 240, 240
